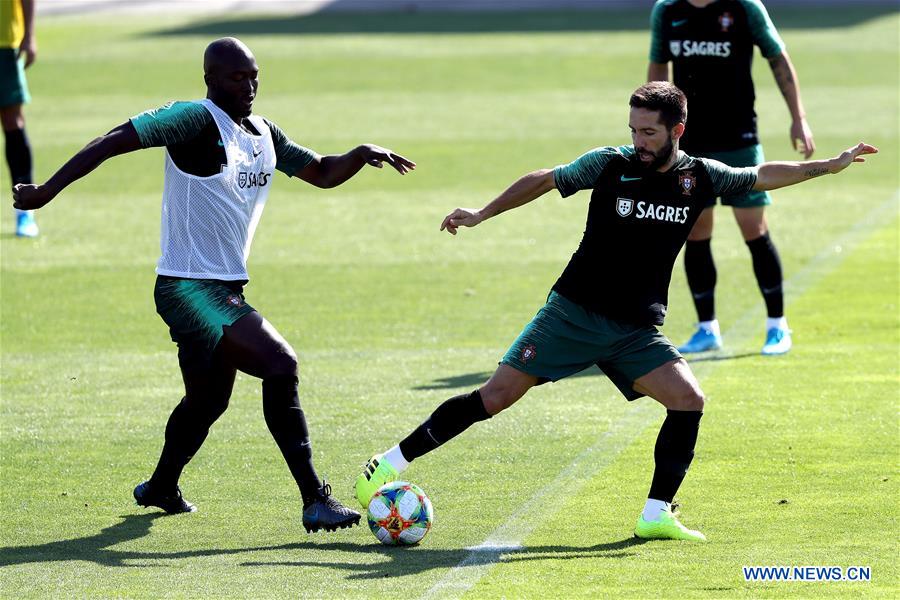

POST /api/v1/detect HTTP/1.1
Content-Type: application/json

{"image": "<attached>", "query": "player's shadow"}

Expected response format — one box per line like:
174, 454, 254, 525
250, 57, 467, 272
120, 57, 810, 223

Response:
0, 513, 166, 568
0, 513, 643, 574
241, 537, 646, 579
684, 351, 759, 364
414, 365, 605, 390
0, 513, 305, 568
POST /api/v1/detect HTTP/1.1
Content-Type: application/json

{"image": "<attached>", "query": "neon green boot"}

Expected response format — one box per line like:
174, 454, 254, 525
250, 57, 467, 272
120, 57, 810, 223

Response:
354, 454, 399, 508
634, 508, 706, 542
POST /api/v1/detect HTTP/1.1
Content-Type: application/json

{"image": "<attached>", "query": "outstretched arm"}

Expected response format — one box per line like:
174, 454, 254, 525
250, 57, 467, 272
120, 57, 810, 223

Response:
768, 51, 815, 158
440, 169, 555, 235
753, 142, 877, 192
13, 122, 142, 210
296, 144, 415, 189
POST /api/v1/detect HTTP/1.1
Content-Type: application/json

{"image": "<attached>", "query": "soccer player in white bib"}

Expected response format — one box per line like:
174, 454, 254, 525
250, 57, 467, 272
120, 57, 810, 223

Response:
12, 38, 415, 533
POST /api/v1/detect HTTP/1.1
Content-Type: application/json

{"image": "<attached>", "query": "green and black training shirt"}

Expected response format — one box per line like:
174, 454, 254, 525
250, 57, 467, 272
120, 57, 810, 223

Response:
552, 145, 758, 325
649, 0, 785, 153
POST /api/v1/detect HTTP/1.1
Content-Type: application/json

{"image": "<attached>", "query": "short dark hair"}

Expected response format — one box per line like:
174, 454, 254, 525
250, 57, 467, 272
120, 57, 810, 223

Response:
629, 82, 687, 129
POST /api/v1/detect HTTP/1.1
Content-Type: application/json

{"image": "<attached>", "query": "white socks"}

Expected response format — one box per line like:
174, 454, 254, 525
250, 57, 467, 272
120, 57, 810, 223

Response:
642, 498, 670, 521
698, 319, 720, 335
766, 316, 788, 331
384, 445, 410, 473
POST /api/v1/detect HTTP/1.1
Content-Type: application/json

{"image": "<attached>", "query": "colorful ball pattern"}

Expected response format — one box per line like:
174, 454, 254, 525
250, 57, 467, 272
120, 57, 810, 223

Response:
367, 481, 434, 546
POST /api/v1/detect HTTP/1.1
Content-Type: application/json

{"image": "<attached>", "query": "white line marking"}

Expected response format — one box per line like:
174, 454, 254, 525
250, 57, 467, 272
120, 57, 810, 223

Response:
420, 190, 899, 600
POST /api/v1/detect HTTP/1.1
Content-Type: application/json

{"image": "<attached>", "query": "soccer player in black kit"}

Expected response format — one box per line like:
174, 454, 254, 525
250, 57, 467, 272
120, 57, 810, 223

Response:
648, 0, 816, 355
355, 82, 876, 541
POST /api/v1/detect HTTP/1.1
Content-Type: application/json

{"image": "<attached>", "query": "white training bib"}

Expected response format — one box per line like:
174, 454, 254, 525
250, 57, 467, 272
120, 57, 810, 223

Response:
156, 98, 277, 280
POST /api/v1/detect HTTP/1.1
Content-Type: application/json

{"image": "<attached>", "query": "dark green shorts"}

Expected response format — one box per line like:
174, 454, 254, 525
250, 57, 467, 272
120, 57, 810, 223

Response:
0, 48, 30, 108
501, 292, 681, 400
700, 144, 771, 208
154, 276, 255, 371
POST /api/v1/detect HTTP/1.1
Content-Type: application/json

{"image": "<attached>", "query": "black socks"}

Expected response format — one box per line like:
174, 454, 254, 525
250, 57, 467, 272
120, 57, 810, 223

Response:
262, 375, 322, 506
399, 390, 492, 462
684, 238, 717, 322
686, 233, 784, 321
5, 128, 32, 186
648, 410, 703, 504
149, 394, 229, 491
746, 232, 784, 318
149, 375, 323, 506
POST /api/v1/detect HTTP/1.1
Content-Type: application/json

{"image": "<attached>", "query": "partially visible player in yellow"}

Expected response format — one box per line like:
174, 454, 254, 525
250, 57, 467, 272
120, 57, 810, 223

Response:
1, 0, 38, 237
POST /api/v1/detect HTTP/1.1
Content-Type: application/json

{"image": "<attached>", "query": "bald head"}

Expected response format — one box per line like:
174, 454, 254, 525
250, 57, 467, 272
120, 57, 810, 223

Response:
203, 37, 259, 121
204, 37, 255, 76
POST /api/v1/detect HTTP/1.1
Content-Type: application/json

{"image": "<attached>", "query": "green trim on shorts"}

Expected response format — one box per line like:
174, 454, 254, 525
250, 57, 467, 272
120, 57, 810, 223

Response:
501, 291, 681, 400
700, 144, 771, 208
0, 48, 30, 108
154, 276, 255, 370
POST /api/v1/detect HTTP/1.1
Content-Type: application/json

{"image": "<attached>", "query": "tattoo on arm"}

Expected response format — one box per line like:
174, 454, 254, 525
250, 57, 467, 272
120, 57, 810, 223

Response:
768, 54, 795, 99
804, 167, 829, 178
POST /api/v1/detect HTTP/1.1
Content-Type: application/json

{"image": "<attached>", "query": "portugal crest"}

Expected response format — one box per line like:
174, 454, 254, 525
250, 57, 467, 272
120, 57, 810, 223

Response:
678, 172, 695, 196
521, 344, 537, 363
669, 40, 681, 57
719, 12, 733, 32
616, 197, 634, 217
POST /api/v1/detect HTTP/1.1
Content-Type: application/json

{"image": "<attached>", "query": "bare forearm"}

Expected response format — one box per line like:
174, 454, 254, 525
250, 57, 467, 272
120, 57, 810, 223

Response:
754, 159, 837, 191
479, 169, 555, 221
44, 124, 140, 198
315, 146, 368, 188
21, 0, 34, 37
647, 62, 669, 82
769, 52, 806, 121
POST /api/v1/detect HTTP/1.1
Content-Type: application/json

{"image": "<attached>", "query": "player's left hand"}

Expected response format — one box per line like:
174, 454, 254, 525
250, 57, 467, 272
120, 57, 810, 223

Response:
359, 144, 416, 175
830, 142, 878, 174
791, 117, 815, 159
18, 35, 37, 69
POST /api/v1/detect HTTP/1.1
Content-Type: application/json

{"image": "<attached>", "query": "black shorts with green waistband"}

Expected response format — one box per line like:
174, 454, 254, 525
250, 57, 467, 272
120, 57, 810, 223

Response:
154, 275, 256, 371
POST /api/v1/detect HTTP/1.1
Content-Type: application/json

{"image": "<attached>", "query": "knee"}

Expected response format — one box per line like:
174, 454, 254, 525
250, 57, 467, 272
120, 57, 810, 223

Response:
479, 384, 521, 416
267, 345, 298, 378
0, 106, 24, 131
677, 389, 705, 412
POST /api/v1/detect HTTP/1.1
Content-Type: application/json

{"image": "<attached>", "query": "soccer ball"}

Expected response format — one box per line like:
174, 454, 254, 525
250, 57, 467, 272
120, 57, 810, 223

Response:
367, 481, 434, 546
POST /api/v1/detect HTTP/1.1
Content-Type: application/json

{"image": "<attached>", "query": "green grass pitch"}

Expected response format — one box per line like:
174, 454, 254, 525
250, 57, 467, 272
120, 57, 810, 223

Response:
1, 6, 897, 599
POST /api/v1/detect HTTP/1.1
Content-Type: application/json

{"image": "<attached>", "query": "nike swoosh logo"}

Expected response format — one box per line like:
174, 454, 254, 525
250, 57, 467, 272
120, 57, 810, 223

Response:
217, 139, 224, 147
620, 175, 642, 182
672, 19, 688, 27
252, 150, 262, 157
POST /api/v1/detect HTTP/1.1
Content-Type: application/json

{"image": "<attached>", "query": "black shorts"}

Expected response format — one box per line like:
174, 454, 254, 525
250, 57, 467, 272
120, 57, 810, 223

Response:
154, 276, 255, 371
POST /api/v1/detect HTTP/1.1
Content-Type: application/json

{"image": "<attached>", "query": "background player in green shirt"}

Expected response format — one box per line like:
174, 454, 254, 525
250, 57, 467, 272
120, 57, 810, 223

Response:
354, 82, 875, 542
648, 0, 815, 355
1, 0, 38, 237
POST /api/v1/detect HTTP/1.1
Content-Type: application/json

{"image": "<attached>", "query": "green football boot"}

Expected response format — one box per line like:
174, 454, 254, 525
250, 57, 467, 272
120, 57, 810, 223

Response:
634, 508, 706, 542
354, 454, 399, 508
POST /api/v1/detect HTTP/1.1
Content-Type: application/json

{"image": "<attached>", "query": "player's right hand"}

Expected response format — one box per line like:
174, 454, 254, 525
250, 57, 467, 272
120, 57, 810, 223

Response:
12, 184, 53, 210
440, 208, 483, 235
